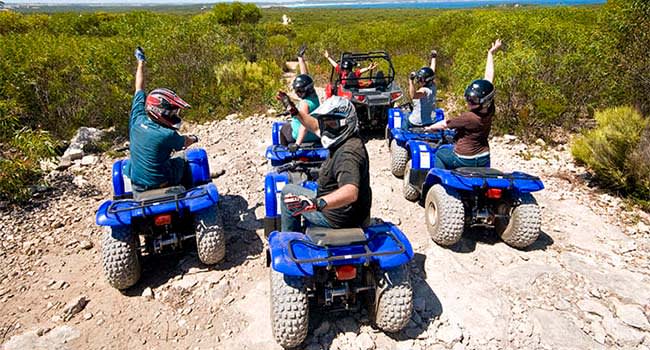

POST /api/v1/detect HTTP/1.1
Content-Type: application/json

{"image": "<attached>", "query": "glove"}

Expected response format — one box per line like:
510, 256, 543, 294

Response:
430, 49, 438, 59
409, 71, 416, 81
297, 44, 307, 58
284, 195, 317, 216
287, 143, 300, 153
134, 46, 146, 62
276, 91, 298, 115
190, 135, 199, 143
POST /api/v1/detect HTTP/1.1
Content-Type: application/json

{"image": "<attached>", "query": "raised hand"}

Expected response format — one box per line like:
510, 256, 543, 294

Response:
134, 46, 146, 62
489, 39, 502, 54
323, 50, 330, 59
430, 49, 438, 59
276, 91, 298, 115
284, 194, 317, 216
298, 44, 307, 58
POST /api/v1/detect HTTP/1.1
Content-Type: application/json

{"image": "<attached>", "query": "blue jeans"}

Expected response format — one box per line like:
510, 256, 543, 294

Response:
434, 147, 490, 170
280, 184, 333, 232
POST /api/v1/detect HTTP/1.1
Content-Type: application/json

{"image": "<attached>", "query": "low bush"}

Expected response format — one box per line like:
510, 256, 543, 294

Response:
572, 106, 650, 204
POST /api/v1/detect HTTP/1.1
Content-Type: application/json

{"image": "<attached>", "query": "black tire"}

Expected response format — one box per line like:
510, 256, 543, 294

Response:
373, 265, 413, 333
270, 269, 309, 348
390, 142, 409, 178
403, 160, 420, 202
425, 184, 464, 246
194, 207, 226, 265
102, 227, 141, 290
497, 193, 541, 249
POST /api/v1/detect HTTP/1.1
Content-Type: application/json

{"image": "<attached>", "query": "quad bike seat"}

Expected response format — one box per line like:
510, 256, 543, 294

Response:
452, 167, 504, 177
306, 226, 367, 247
133, 186, 187, 201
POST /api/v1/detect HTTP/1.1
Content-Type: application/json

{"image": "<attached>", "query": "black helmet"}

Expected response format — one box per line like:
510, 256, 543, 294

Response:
292, 74, 314, 97
464, 79, 495, 109
311, 96, 358, 149
415, 67, 435, 85
340, 59, 356, 71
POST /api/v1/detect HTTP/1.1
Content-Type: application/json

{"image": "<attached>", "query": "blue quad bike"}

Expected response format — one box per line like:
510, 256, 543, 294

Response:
267, 222, 414, 348
263, 121, 329, 237
95, 148, 225, 290
385, 107, 456, 201
410, 152, 545, 248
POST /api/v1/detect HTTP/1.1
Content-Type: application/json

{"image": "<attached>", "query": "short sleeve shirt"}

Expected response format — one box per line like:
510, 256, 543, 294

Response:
127, 90, 185, 188
409, 85, 437, 126
290, 93, 320, 143
446, 104, 495, 156
317, 137, 372, 228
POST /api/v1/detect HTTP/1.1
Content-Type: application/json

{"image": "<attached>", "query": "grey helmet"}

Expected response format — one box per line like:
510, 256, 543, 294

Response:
311, 96, 358, 149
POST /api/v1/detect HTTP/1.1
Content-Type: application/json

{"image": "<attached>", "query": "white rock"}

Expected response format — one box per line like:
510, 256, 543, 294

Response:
590, 321, 607, 345
437, 323, 463, 345
395, 339, 413, 350
142, 287, 154, 300
535, 138, 546, 147
3, 326, 80, 350
615, 303, 650, 331
355, 332, 375, 350
577, 299, 611, 318
451, 343, 466, 350
503, 134, 518, 143
603, 316, 645, 347
80, 155, 98, 166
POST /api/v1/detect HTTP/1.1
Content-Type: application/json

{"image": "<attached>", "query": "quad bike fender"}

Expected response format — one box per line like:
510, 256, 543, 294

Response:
265, 146, 329, 167
424, 168, 545, 193
268, 223, 414, 278
271, 121, 286, 146
265, 172, 290, 218
96, 183, 219, 227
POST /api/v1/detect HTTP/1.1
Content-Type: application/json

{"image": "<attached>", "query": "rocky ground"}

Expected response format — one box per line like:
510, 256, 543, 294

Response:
1, 72, 650, 349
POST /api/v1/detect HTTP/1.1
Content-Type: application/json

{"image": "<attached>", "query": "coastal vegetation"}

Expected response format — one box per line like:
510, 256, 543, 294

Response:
0, 0, 648, 205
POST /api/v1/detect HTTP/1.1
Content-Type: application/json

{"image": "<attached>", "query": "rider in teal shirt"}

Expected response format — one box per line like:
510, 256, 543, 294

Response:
126, 47, 198, 191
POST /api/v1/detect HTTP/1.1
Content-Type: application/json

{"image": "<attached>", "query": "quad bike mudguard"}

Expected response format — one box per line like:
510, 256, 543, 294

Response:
424, 167, 545, 194
268, 222, 414, 277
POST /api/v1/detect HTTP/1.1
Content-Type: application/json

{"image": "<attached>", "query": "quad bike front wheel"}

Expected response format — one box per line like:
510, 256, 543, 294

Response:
403, 160, 420, 202
102, 227, 141, 290
390, 142, 409, 178
497, 193, 541, 249
373, 265, 413, 333
194, 207, 226, 265
270, 269, 309, 348
425, 184, 465, 246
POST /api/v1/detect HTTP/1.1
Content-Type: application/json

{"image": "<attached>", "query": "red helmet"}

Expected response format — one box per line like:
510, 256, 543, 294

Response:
145, 88, 191, 129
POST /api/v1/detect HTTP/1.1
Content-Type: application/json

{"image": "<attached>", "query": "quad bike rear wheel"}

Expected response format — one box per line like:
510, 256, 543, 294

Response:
102, 227, 141, 290
390, 142, 409, 178
194, 207, 226, 265
373, 265, 413, 333
270, 269, 309, 348
497, 193, 541, 249
425, 184, 465, 246
403, 160, 420, 202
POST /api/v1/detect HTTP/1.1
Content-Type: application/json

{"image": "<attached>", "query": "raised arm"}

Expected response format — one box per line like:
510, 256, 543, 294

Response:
358, 62, 378, 75
323, 50, 338, 68
277, 92, 320, 135
297, 44, 308, 74
484, 39, 502, 83
430, 49, 437, 72
134, 47, 146, 92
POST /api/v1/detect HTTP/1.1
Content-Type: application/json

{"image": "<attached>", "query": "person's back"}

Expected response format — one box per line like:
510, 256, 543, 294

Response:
128, 90, 185, 189
289, 92, 320, 144
409, 83, 437, 126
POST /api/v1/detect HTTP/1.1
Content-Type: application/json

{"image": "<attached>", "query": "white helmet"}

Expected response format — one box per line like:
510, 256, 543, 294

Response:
311, 96, 358, 149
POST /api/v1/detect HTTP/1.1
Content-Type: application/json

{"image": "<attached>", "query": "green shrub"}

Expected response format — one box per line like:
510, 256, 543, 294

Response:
209, 2, 261, 26
572, 106, 650, 202
214, 60, 282, 115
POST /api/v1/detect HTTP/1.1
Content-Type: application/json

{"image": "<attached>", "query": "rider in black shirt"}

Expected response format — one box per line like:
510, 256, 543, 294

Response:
276, 94, 372, 231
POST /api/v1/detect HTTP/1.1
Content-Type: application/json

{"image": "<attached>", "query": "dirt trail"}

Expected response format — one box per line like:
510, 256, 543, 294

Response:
1, 68, 650, 350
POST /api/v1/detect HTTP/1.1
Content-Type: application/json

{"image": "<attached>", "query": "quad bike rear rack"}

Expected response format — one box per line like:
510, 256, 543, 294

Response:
451, 169, 542, 192
287, 230, 406, 267
107, 187, 210, 216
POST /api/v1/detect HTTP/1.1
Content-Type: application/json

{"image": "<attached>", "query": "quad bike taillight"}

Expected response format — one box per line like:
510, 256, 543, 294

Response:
485, 188, 503, 199
335, 265, 357, 281
390, 92, 403, 101
154, 214, 172, 226
353, 95, 366, 102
